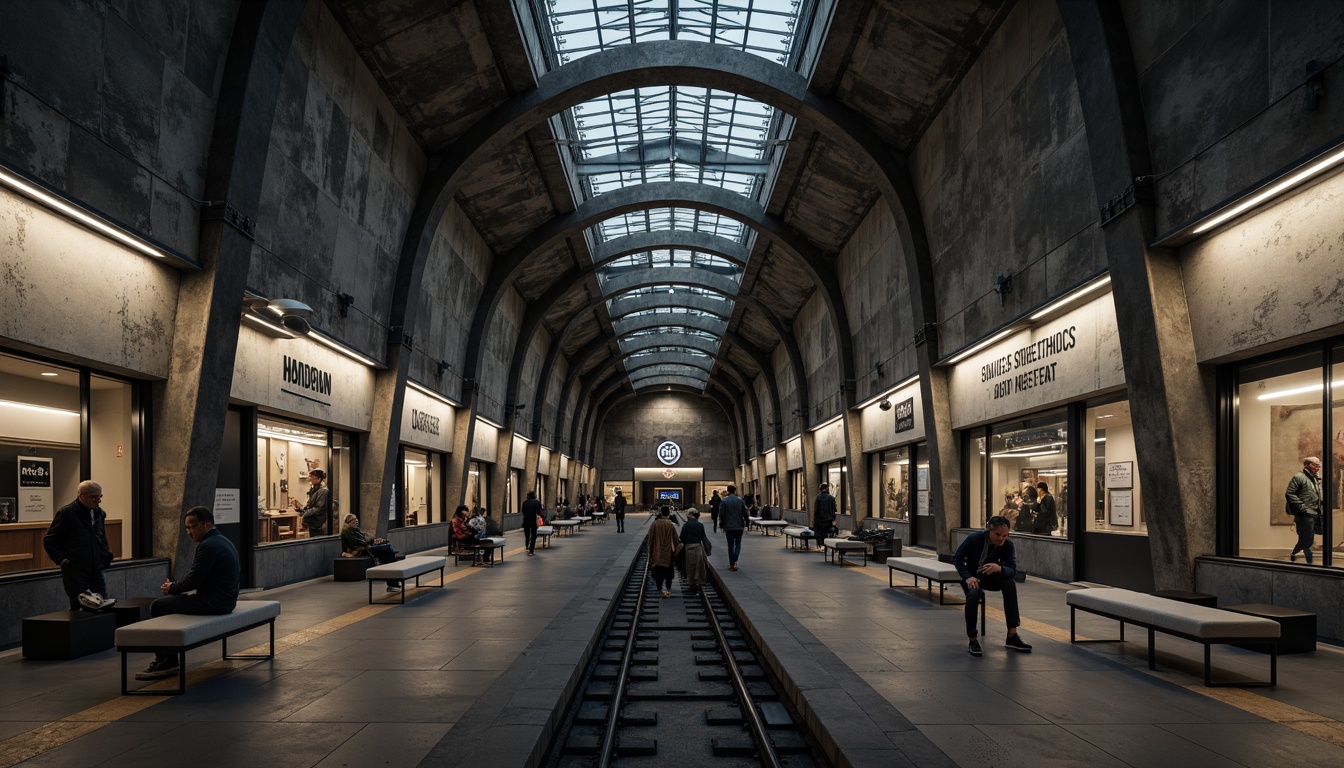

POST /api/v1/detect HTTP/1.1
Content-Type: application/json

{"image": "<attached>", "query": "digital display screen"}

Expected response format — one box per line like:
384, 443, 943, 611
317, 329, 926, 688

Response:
657, 490, 681, 502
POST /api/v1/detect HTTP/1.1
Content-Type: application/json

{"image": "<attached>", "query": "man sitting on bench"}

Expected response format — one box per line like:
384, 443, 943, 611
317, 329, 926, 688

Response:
136, 506, 240, 680
953, 515, 1032, 657
342, 513, 402, 593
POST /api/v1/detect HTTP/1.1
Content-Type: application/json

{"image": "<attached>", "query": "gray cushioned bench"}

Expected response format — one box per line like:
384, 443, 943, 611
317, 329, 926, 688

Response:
1067, 587, 1280, 687
887, 557, 965, 604
822, 538, 869, 566
535, 525, 554, 548
552, 519, 581, 537
472, 537, 507, 567
115, 600, 281, 695
367, 555, 446, 604
758, 520, 789, 536
782, 526, 814, 550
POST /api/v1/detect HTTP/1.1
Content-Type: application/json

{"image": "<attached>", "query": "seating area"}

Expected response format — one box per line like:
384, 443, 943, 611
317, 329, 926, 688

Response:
757, 520, 789, 536
535, 525, 554, 548
1067, 587, 1281, 687
115, 601, 281, 695
886, 556, 965, 605
782, 526, 815, 550
366, 555, 447, 604
821, 538, 869, 566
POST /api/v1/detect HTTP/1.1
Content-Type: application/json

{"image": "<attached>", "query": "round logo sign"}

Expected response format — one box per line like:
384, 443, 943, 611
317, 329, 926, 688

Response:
656, 440, 682, 466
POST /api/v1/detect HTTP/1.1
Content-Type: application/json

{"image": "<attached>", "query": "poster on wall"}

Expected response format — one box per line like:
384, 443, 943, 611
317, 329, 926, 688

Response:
1109, 489, 1134, 526
0, 497, 16, 523
18, 457, 54, 521
1105, 461, 1133, 489
213, 488, 241, 525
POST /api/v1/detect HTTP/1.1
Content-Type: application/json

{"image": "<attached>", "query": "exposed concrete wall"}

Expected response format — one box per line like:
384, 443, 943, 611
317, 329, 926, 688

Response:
911, 0, 1104, 354
771, 344, 801, 436
598, 393, 734, 476
0, 0, 239, 259
413, 202, 491, 394
518, 330, 552, 440
1183, 169, 1344, 363
1122, 1, 1344, 234
793, 292, 841, 421
249, 0, 426, 361
477, 287, 526, 424
541, 358, 569, 448
836, 204, 917, 404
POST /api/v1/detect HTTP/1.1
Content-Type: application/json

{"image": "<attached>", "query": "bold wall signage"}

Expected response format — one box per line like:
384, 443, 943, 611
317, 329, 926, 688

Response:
410, 409, 440, 436
979, 327, 1077, 401
894, 397, 915, 433
282, 355, 332, 406
656, 440, 682, 466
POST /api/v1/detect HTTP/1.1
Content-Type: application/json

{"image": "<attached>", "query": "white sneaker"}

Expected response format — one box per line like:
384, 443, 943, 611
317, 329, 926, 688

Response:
78, 590, 105, 611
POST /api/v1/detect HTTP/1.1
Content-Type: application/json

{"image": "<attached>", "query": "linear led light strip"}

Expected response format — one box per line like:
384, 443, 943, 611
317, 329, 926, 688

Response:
1193, 146, 1344, 235
1257, 378, 1344, 401
0, 399, 80, 417
0, 165, 173, 260
1030, 276, 1111, 321
257, 427, 327, 446
242, 312, 381, 368
854, 374, 920, 410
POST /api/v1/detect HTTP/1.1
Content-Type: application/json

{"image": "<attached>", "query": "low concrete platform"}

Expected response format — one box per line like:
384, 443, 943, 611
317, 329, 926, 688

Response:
4, 519, 1344, 767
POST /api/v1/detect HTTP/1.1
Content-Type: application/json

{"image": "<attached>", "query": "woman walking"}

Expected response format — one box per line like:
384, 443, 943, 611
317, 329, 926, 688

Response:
679, 510, 710, 592
647, 506, 682, 597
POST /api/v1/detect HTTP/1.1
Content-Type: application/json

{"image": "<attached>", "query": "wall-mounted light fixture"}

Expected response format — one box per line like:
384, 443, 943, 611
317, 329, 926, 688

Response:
436, 360, 451, 379
854, 374, 920, 410
242, 294, 313, 335
0, 160, 196, 268
992, 274, 1013, 304
337, 292, 355, 318
1153, 135, 1344, 246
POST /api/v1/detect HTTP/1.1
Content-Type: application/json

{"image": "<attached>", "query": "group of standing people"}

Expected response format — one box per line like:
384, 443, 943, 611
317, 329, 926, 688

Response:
999, 482, 1058, 536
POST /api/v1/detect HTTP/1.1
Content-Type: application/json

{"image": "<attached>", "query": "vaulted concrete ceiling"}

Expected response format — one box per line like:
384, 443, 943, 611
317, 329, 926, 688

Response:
329, 0, 1010, 420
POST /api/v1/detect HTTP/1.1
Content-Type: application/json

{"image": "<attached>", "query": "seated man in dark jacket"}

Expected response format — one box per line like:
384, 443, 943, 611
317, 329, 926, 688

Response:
137, 506, 240, 680
342, 513, 402, 592
952, 515, 1033, 657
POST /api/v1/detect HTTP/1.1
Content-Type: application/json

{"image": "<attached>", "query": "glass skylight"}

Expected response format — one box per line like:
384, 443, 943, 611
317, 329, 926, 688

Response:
531, 0, 808, 392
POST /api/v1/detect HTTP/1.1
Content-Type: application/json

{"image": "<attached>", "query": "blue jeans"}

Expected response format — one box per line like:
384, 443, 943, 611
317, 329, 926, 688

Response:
725, 529, 744, 564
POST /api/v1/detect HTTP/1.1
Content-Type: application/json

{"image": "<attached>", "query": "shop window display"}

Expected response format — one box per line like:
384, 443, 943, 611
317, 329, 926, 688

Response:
821, 460, 847, 517
401, 448, 442, 526
875, 448, 911, 520
974, 411, 1068, 536
0, 352, 137, 573
255, 416, 351, 543
1234, 348, 1341, 566
1085, 400, 1145, 536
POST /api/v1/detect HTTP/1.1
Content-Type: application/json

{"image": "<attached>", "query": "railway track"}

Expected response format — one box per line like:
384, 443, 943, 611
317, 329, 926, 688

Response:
546, 546, 825, 767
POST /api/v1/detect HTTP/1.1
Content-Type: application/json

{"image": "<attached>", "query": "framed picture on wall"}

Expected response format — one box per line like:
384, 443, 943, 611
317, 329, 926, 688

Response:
0, 497, 16, 523
1109, 489, 1134, 526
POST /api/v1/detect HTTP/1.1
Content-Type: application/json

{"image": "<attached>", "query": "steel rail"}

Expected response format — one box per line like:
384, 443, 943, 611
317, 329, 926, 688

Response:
700, 580, 783, 768
597, 547, 651, 767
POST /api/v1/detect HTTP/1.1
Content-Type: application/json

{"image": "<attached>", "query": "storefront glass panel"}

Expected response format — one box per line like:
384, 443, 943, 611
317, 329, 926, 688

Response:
1, 352, 139, 573
1235, 350, 1337, 566
467, 461, 490, 513
822, 460, 847, 517
256, 415, 351, 543
1085, 400, 1143, 536
401, 448, 442, 526
875, 448, 911, 520
989, 411, 1067, 536
789, 469, 804, 511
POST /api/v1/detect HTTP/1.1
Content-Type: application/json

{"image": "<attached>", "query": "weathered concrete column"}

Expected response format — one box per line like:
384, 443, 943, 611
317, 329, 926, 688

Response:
1060, 0, 1215, 589
918, 363, 959, 553
842, 409, 870, 531
490, 418, 515, 531
799, 429, 817, 519
151, 0, 304, 573
546, 448, 562, 506
521, 437, 541, 508
446, 389, 478, 510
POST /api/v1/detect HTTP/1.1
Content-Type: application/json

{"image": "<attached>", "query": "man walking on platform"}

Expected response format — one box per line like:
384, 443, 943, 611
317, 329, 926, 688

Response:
521, 491, 543, 555
718, 485, 748, 571
709, 489, 721, 532
812, 483, 837, 550
613, 488, 627, 532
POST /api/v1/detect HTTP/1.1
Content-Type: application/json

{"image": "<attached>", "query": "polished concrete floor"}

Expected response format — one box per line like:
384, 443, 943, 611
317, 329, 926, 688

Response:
2, 518, 1343, 768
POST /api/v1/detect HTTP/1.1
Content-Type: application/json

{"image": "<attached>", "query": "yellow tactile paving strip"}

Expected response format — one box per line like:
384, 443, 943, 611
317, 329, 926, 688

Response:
0, 547, 526, 768
850, 559, 1344, 747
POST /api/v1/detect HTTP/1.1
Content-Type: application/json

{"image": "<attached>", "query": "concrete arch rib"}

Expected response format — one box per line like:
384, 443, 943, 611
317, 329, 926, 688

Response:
631, 366, 710, 385
613, 312, 727, 337
707, 379, 749, 463
620, 333, 721, 358
625, 357, 715, 380
600, 264, 740, 298
608, 291, 733, 321
593, 231, 750, 267
715, 361, 765, 453
634, 375, 710, 391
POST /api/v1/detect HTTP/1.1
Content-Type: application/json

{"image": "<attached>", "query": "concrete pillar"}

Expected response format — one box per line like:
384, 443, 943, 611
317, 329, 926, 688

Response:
799, 429, 817, 520
521, 438, 540, 507
490, 419, 513, 532
150, 0, 304, 573
918, 364, 959, 553
1060, 0, 1215, 589
547, 448, 562, 506
447, 389, 478, 510
843, 409, 870, 531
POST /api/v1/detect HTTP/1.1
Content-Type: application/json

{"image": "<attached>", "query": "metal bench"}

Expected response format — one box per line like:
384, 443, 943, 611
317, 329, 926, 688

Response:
822, 537, 869, 566
886, 557, 964, 604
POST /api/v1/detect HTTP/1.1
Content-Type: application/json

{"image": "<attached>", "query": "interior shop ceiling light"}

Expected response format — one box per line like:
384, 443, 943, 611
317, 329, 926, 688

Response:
1257, 379, 1344, 401
0, 399, 80, 417
0, 162, 194, 267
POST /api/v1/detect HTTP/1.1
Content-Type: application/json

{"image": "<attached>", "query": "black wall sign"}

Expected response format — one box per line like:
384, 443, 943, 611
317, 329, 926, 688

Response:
894, 397, 915, 433
18, 458, 52, 488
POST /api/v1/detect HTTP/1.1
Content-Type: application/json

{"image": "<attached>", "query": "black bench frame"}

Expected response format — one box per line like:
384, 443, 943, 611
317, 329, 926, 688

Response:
118, 615, 276, 696
886, 565, 967, 606
823, 541, 869, 567
369, 562, 446, 604
1069, 603, 1278, 687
